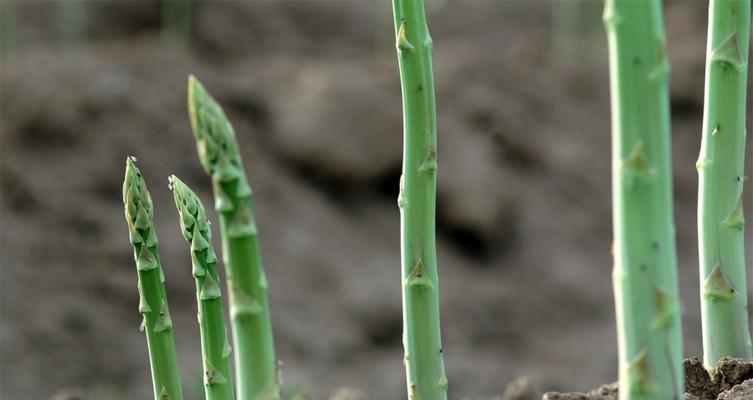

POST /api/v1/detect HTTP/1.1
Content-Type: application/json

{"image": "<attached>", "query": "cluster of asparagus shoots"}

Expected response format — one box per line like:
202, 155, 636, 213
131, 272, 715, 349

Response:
123, 75, 279, 400
604, 0, 751, 398
122, 0, 752, 399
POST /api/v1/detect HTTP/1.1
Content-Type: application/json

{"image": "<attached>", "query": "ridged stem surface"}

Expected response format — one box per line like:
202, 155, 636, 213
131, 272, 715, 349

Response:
391, 1, 447, 400
188, 76, 279, 400
171, 176, 234, 400
123, 157, 183, 400
604, 1, 683, 399
698, 0, 752, 369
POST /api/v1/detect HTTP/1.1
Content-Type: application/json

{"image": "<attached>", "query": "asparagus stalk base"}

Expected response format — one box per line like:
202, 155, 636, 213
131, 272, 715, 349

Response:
604, 0, 684, 398
697, 0, 752, 369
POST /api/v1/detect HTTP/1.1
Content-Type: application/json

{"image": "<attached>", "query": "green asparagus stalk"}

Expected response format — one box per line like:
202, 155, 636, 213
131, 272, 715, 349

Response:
187, 76, 280, 400
697, 0, 752, 369
391, 2, 447, 400
170, 176, 234, 400
603, 0, 683, 399
123, 157, 184, 400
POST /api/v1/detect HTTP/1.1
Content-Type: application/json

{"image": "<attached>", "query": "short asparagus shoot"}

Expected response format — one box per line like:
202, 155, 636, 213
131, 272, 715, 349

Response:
391, 1, 448, 399
697, 0, 752, 369
604, 0, 683, 398
187, 76, 280, 400
123, 157, 184, 400
170, 176, 234, 400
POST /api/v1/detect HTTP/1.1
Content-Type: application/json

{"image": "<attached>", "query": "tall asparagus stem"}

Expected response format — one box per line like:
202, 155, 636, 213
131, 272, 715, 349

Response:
170, 176, 234, 400
698, 0, 752, 369
123, 157, 184, 400
187, 76, 279, 400
391, 2, 447, 400
604, 0, 683, 398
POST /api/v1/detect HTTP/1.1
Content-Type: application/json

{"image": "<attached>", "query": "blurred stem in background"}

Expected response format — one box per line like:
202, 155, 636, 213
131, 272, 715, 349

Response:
0, 0, 14, 57
162, 0, 191, 49
604, 0, 683, 399
58, 0, 87, 46
391, 0, 447, 400
552, 0, 603, 63
697, 0, 752, 369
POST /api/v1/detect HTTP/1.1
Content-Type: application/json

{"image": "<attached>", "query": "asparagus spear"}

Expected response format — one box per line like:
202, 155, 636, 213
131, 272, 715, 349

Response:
187, 76, 279, 400
391, 1, 447, 400
170, 176, 234, 400
123, 157, 184, 400
603, 0, 684, 398
697, 0, 752, 369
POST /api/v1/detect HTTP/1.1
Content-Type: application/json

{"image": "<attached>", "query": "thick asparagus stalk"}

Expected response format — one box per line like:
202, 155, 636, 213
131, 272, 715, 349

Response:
604, 0, 683, 398
187, 76, 279, 400
697, 0, 752, 369
123, 157, 184, 400
391, 2, 447, 400
170, 176, 234, 400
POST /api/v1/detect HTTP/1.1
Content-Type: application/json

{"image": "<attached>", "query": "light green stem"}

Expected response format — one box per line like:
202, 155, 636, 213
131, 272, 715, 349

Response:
391, 2, 447, 400
187, 76, 280, 400
123, 157, 184, 400
604, 1, 683, 399
171, 176, 234, 400
698, 0, 752, 369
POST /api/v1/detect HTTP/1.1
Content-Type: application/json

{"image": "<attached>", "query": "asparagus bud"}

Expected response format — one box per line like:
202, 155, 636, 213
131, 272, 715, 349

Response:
391, 1, 447, 400
170, 176, 234, 400
604, 0, 684, 398
123, 157, 184, 400
697, 0, 752, 369
187, 76, 280, 400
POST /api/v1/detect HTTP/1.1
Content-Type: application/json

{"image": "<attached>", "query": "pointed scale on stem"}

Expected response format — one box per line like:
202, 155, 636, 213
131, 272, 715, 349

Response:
123, 157, 184, 400
187, 76, 280, 400
170, 176, 233, 400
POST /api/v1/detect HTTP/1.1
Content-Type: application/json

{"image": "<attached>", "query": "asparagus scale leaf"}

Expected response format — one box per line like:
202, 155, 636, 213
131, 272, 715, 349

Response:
604, 0, 683, 398
170, 176, 234, 400
123, 157, 184, 400
391, 1, 447, 400
697, 0, 752, 369
187, 76, 280, 400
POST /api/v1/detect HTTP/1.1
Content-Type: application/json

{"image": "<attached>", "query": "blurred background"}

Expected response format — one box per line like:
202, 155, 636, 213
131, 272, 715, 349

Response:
0, 1, 751, 399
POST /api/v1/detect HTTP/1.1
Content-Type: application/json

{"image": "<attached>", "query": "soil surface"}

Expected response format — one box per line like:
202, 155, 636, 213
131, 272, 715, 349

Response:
1, 1, 752, 400
542, 358, 753, 400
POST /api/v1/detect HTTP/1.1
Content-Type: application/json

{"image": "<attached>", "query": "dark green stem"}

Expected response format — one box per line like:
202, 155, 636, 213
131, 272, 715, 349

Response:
171, 176, 234, 400
187, 77, 280, 400
123, 157, 183, 400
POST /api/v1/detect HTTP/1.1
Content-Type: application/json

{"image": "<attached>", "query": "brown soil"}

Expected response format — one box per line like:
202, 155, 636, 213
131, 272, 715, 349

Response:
542, 358, 753, 400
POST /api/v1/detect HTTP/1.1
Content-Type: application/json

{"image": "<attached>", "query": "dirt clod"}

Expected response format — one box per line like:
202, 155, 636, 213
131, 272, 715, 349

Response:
717, 379, 753, 400
502, 376, 540, 400
544, 358, 753, 400
713, 357, 753, 392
